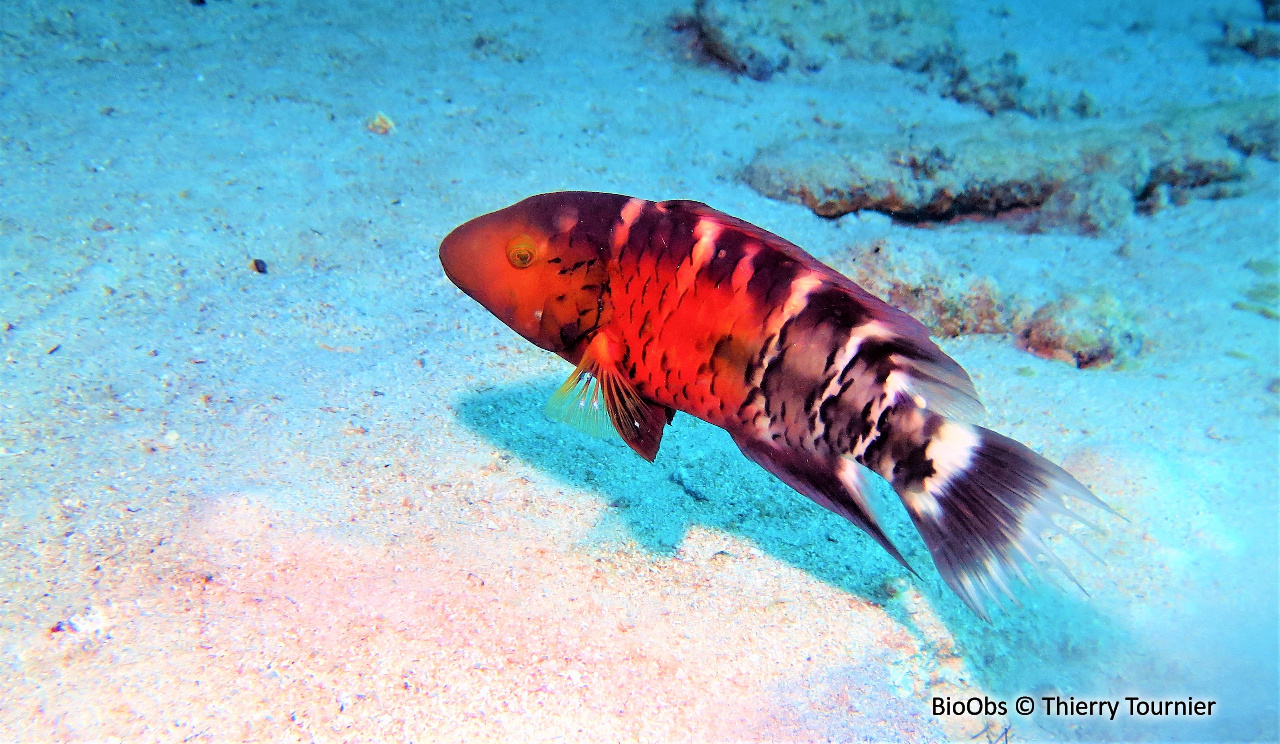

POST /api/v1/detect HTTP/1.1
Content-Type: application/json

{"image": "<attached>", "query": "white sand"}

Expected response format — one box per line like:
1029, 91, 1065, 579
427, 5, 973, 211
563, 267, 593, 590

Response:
0, 0, 1276, 741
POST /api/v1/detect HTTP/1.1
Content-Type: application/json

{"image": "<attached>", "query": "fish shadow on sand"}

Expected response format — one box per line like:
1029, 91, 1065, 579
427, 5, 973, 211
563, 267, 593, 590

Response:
456, 379, 1136, 704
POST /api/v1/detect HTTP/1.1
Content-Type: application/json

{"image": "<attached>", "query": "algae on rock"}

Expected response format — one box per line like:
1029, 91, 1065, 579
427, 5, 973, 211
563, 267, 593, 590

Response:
677, 0, 1097, 118
745, 97, 1280, 234
686, 0, 954, 80
832, 241, 1145, 369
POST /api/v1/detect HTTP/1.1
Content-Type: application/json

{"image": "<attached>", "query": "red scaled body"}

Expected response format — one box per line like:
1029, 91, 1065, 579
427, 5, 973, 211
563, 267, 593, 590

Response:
440, 192, 1113, 617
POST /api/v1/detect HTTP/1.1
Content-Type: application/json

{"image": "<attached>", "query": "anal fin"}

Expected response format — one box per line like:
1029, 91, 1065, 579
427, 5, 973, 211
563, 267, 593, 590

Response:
546, 332, 673, 462
732, 434, 913, 573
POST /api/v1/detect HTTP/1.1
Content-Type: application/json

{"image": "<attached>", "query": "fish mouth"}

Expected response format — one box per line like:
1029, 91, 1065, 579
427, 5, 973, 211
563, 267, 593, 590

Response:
438, 233, 465, 288
439, 250, 459, 285
440, 264, 466, 299
439, 219, 503, 300
438, 254, 478, 306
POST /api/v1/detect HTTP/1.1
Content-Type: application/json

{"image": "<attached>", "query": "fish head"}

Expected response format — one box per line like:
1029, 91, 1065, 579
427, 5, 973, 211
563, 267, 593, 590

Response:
440, 192, 628, 354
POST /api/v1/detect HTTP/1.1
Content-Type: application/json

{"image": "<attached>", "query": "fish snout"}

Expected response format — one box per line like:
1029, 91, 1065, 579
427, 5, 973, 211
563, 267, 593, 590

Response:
438, 226, 477, 293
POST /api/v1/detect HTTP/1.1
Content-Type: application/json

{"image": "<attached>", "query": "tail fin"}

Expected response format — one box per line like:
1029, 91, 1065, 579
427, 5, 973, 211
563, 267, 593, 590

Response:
884, 420, 1117, 619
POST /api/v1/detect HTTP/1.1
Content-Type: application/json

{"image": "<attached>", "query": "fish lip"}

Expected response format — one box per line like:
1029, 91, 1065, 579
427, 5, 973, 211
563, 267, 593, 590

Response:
438, 223, 473, 289
440, 259, 473, 300
440, 262, 461, 289
439, 240, 483, 306
438, 239, 462, 285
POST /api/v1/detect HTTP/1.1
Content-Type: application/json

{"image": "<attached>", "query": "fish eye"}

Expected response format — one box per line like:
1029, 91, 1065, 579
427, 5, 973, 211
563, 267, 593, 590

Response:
506, 235, 538, 269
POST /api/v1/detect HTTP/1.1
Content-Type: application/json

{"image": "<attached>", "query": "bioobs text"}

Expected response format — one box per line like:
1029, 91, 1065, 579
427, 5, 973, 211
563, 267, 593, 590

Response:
932, 694, 1219, 720
933, 696, 1007, 716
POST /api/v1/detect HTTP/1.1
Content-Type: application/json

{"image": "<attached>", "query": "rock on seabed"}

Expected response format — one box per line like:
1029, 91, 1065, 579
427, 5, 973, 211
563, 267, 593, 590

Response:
745, 97, 1280, 233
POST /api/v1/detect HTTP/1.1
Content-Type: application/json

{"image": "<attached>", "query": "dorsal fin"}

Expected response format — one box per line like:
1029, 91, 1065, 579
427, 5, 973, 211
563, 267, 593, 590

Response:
545, 333, 673, 462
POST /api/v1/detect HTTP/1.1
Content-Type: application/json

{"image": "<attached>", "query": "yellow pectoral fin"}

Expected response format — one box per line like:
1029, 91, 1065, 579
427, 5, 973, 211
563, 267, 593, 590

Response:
545, 333, 673, 462
545, 354, 617, 442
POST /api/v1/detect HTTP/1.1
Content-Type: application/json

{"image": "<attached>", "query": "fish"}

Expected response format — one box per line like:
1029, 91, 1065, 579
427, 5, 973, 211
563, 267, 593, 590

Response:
439, 191, 1116, 617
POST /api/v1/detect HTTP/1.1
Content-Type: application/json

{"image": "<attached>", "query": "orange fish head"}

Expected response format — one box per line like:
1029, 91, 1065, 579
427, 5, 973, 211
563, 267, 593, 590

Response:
440, 192, 629, 355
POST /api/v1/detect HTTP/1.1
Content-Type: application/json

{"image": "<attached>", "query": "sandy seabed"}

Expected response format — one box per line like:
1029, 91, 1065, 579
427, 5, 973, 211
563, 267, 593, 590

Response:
0, 0, 1276, 741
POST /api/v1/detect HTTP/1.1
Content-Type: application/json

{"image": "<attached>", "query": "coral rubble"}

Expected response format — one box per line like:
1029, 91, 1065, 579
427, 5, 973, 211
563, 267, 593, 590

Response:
745, 97, 1279, 233
832, 241, 1145, 369
674, 0, 1093, 118
680, 0, 954, 81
